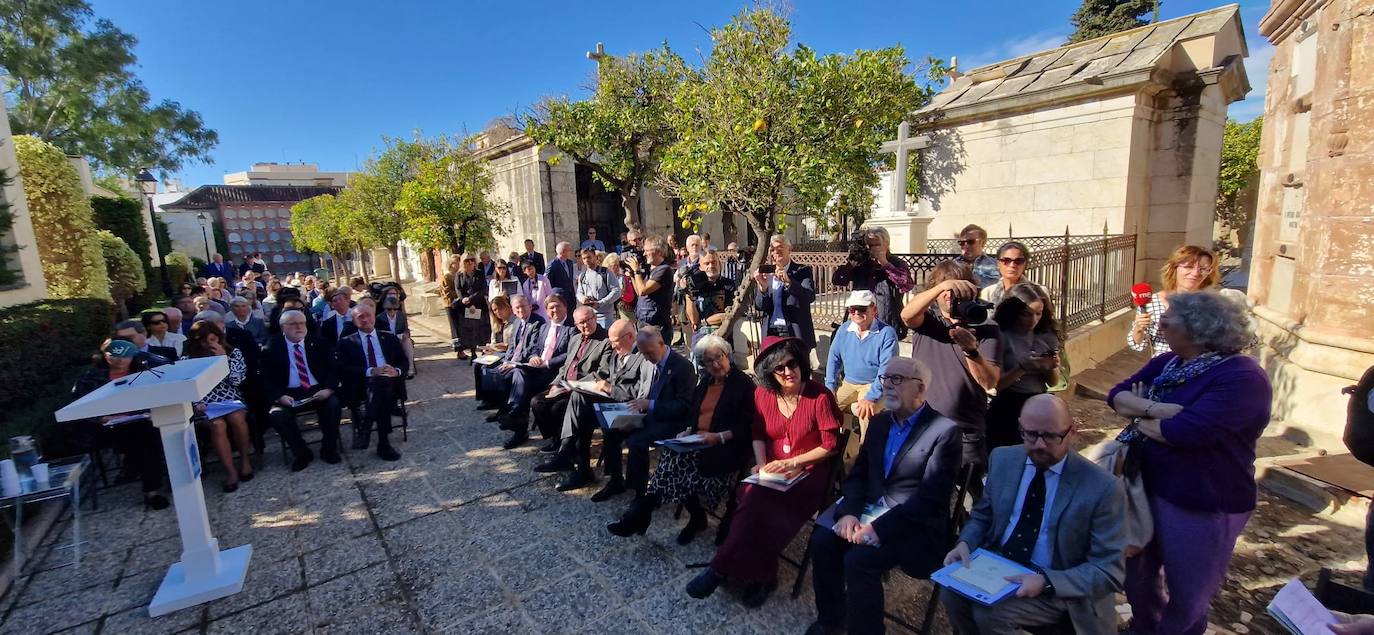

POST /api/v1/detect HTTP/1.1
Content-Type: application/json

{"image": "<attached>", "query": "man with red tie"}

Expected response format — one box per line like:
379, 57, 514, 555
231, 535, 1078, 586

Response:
337, 299, 409, 461
265, 309, 343, 471
507, 305, 608, 450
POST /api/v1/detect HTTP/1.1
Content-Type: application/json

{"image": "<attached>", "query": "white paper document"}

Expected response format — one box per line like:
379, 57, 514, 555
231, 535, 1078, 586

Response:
1267, 578, 1338, 635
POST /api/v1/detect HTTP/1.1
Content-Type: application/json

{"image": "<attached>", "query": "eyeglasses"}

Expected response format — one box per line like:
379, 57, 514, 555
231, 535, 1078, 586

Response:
772, 359, 801, 374
998, 257, 1028, 266
1177, 262, 1213, 274
878, 374, 923, 386
846, 306, 870, 314
1018, 427, 1071, 445
146, 320, 166, 325
957, 239, 978, 246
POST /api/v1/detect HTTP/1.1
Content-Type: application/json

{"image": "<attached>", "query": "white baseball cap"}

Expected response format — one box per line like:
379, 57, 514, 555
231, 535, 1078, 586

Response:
845, 290, 877, 308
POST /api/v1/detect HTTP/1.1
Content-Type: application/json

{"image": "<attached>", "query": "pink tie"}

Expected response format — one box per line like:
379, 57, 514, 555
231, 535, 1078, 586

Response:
541, 328, 558, 361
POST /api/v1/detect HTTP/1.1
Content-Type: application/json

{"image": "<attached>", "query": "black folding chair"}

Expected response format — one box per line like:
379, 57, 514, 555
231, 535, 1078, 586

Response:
1316, 567, 1374, 615
886, 462, 977, 634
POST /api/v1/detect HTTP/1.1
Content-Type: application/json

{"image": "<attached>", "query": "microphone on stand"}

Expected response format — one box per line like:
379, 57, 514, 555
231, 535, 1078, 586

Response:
1131, 282, 1154, 314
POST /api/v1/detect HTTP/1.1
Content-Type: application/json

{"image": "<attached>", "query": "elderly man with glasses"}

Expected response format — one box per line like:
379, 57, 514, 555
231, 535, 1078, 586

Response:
825, 290, 899, 453
807, 357, 961, 635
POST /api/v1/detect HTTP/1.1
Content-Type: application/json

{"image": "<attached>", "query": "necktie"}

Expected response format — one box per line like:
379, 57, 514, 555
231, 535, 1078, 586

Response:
649, 362, 665, 400
566, 339, 591, 380
510, 323, 526, 359
541, 327, 559, 361
365, 334, 378, 368
293, 343, 312, 388
1001, 465, 1048, 566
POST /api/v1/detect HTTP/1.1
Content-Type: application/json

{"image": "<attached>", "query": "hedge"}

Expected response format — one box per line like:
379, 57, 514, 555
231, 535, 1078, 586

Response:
165, 250, 192, 287
13, 136, 109, 301
95, 230, 146, 306
0, 297, 116, 420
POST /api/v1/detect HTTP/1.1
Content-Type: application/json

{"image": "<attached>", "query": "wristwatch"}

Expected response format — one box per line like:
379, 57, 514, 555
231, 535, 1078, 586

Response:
1041, 574, 1057, 598
964, 348, 980, 360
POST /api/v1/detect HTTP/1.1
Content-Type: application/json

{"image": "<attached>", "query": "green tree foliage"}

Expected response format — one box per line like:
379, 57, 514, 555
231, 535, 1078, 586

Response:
90, 194, 159, 309
164, 250, 192, 287
525, 44, 686, 231
13, 134, 109, 300
396, 137, 510, 255
1215, 117, 1263, 258
290, 194, 357, 279
94, 229, 144, 308
1068, 0, 1156, 43
343, 137, 445, 275
0, 157, 17, 286
654, 7, 924, 332
0, 0, 217, 174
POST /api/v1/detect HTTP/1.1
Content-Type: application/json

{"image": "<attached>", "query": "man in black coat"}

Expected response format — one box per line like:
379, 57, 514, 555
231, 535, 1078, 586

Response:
478, 294, 547, 415
752, 234, 818, 348
521, 238, 546, 275
509, 305, 607, 450
319, 287, 355, 348
336, 301, 408, 461
263, 309, 344, 471
545, 241, 579, 324
806, 357, 962, 635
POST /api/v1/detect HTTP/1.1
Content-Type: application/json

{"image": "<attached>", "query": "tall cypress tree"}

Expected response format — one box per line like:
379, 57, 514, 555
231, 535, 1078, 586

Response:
1068, 0, 1157, 43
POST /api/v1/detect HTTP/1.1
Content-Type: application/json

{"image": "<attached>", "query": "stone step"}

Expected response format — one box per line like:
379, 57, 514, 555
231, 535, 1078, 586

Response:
1074, 348, 1150, 401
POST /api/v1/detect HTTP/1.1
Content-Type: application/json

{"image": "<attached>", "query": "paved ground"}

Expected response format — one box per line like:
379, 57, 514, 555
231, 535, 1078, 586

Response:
0, 314, 1366, 634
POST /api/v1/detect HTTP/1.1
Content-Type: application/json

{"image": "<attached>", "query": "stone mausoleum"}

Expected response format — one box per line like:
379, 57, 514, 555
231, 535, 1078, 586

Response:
878, 5, 1250, 281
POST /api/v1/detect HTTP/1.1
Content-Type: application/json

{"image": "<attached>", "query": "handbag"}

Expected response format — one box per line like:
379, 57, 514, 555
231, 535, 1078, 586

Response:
1085, 438, 1153, 556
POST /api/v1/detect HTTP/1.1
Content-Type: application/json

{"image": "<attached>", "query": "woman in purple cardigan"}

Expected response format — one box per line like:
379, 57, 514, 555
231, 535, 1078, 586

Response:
1107, 291, 1270, 635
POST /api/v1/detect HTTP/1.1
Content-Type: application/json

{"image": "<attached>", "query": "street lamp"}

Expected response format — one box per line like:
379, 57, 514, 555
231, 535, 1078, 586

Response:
196, 212, 211, 262
134, 169, 171, 295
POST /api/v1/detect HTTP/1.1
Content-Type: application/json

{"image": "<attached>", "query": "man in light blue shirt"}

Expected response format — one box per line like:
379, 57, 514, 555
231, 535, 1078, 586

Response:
579, 227, 606, 252
825, 290, 899, 446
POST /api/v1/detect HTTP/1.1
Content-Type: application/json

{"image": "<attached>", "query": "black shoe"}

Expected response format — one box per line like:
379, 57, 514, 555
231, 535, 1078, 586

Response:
556, 468, 596, 491
351, 430, 370, 451
685, 568, 722, 599
240, 470, 254, 482
291, 449, 315, 472
222, 480, 239, 494
607, 498, 655, 537
485, 407, 509, 423
739, 581, 776, 608
320, 446, 341, 464
476, 401, 501, 411
539, 439, 561, 454
497, 413, 526, 432
376, 443, 401, 461
534, 456, 573, 473
590, 479, 625, 503
804, 620, 844, 635
502, 432, 528, 450
677, 510, 708, 545
144, 493, 170, 510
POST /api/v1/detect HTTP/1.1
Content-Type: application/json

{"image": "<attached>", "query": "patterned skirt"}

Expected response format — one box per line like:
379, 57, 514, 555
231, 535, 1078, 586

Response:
646, 450, 732, 510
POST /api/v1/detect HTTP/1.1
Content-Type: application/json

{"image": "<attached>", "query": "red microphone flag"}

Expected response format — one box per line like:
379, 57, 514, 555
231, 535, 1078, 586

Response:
1131, 282, 1153, 312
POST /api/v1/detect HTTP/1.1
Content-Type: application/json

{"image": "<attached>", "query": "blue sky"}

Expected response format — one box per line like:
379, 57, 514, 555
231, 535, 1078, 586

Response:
90, 0, 1273, 188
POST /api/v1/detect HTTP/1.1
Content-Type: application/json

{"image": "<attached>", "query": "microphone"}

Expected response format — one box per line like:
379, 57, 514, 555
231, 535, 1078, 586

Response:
1131, 282, 1153, 314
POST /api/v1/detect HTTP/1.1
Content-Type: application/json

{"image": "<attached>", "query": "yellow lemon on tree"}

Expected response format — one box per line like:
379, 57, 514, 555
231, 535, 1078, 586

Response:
854, 118, 864, 128
753, 118, 766, 133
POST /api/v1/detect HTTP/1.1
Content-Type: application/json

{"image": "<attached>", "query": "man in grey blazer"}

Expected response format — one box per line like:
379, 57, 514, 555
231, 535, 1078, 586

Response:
534, 319, 654, 492
941, 394, 1126, 634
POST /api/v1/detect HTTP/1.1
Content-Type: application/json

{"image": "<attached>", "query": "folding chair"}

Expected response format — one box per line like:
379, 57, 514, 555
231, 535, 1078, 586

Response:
885, 462, 977, 634
1316, 567, 1374, 615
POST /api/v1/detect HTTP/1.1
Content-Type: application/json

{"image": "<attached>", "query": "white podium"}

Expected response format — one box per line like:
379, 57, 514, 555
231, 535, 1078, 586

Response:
55, 356, 252, 616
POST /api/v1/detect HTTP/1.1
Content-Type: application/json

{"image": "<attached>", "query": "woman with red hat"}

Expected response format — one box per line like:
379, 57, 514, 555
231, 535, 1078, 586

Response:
685, 335, 842, 608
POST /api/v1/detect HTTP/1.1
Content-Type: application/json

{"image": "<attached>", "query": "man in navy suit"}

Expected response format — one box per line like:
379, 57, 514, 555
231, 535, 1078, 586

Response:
479, 294, 547, 416
336, 301, 408, 461
264, 310, 343, 471
498, 298, 579, 448
319, 287, 354, 347
753, 234, 818, 349
522, 238, 546, 275
545, 241, 578, 324
202, 253, 235, 280
806, 357, 962, 635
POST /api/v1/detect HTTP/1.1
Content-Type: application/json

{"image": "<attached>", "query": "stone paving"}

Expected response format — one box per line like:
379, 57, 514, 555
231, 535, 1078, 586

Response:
0, 321, 944, 635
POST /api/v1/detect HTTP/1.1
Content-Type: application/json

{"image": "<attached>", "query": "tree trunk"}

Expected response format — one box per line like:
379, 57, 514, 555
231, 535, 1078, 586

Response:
357, 244, 371, 281
715, 209, 774, 342
388, 243, 402, 282
620, 184, 641, 232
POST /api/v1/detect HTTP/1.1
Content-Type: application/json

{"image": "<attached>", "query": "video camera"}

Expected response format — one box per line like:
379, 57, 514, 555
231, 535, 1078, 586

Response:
950, 298, 993, 325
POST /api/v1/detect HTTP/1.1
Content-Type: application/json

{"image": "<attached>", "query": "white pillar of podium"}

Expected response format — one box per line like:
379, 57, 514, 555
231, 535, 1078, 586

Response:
54, 356, 252, 616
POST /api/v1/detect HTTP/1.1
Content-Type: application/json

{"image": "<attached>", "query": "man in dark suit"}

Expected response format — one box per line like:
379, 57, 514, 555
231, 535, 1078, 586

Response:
319, 287, 354, 348
507, 305, 606, 450
336, 301, 409, 461
202, 253, 235, 280
753, 234, 817, 348
545, 241, 578, 323
113, 320, 178, 363
535, 319, 652, 492
264, 309, 343, 471
595, 326, 696, 502
522, 238, 546, 275
807, 357, 962, 635
941, 394, 1126, 635
498, 296, 572, 445
478, 294, 547, 416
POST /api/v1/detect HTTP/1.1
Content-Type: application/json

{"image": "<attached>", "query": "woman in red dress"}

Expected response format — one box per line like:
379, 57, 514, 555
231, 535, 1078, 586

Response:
686, 336, 842, 608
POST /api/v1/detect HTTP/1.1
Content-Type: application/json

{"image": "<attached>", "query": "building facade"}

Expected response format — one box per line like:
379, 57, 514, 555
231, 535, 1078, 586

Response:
223, 162, 349, 187
1248, 0, 1373, 449
161, 185, 342, 274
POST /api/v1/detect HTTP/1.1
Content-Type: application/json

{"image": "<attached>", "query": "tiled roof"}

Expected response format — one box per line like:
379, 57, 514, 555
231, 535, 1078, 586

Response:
160, 185, 343, 210
921, 4, 1244, 113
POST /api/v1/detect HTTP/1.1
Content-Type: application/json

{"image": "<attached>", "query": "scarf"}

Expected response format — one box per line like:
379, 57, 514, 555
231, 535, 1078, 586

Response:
1117, 352, 1227, 444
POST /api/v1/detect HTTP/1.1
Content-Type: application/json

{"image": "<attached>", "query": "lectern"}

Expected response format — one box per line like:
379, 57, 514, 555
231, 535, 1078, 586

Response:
55, 356, 252, 616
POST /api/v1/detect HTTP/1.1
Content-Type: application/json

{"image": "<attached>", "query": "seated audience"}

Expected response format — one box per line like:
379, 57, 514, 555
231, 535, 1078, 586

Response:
183, 321, 254, 492
807, 357, 961, 635
534, 319, 653, 492
496, 296, 573, 443
1109, 291, 1270, 635
941, 394, 1125, 634
987, 283, 1063, 451
265, 309, 343, 471
477, 294, 547, 415
68, 339, 169, 509
377, 283, 416, 378
508, 305, 606, 450
687, 336, 841, 608
824, 290, 899, 448
164, 305, 187, 337
320, 287, 354, 346
607, 334, 754, 544
113, 319, 178, 362
226, 296, 269, 348
266, 288, 318, 340
142, 310, 186, 356
337, 301, 408, 461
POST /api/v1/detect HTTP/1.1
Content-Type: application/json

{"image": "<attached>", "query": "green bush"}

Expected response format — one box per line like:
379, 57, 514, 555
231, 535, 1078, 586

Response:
13, 136, 109, 301
95, 230, 146, 306
90, 195, 159, 310
165, 250, 192, 287
0, 297, 115, 416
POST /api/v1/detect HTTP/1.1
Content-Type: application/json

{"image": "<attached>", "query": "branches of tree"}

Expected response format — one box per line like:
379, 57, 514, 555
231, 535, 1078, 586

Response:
1068, 0, 1157, 43
0, 0, 218, 175
1214, 117, 1263, 259
394, 135, 510, 256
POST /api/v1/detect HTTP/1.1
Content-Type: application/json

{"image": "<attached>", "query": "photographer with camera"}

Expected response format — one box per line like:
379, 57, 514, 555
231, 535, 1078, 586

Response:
627, 235, 676, 345
684, 250, 736, 367
900, 260, 1002, 470
832, 226, 914, 339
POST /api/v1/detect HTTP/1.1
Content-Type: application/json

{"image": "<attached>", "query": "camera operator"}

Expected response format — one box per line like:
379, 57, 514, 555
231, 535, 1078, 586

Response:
900, 260, 1002, 471
832, 227, 914, 338
627, 235, 676, 345
684, 249, 737, 367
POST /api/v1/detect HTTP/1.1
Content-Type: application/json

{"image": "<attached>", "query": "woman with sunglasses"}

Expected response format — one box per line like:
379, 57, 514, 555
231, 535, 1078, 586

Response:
1128, 245, 1220, 357
142, 310, 186, 356
686, 336, 842, 608
980, 241, 1048, 307
986, 283, 1064, 450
